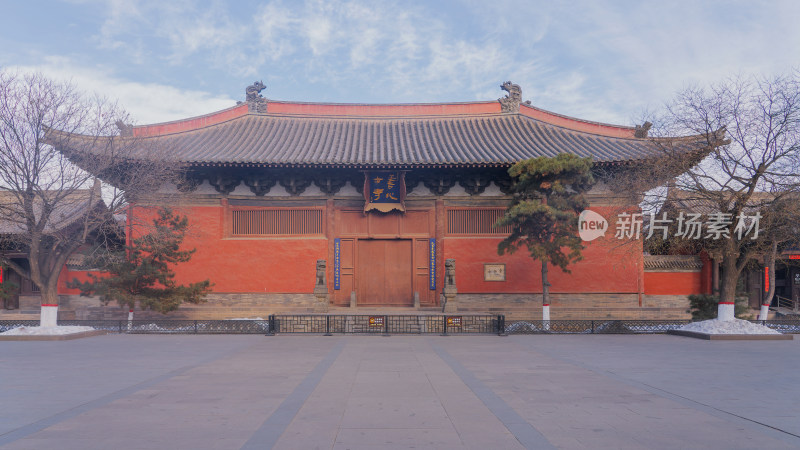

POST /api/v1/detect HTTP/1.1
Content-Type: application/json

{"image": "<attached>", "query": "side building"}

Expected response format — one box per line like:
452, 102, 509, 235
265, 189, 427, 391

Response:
50, 82, 716, 320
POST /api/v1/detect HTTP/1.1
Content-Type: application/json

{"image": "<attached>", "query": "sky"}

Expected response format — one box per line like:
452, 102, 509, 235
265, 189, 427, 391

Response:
1, 0, 798, 126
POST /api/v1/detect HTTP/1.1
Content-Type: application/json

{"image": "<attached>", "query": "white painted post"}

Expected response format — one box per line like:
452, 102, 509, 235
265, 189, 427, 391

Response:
717, 302, 735, 321
758, 304, 770, 321
40, 305, 58, 327
542, 304, 550, 331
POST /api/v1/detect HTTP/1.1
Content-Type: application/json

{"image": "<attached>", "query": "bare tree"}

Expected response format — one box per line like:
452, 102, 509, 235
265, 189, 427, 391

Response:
621, 72, 800, 321
0, 70, 178, 326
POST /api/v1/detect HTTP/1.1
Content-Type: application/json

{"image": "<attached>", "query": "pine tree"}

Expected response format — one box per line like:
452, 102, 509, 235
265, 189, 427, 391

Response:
496, 154, 595, 321
70, 208, 211, 314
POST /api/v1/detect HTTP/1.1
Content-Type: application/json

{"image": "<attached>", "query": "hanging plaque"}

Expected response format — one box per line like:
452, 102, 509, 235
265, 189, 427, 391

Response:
334, 239, 341, 290
363, 171, 406, 213
429, 238, 436, 290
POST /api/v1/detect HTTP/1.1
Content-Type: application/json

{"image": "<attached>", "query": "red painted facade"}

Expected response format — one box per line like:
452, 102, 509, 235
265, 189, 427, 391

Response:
42, 91, 718, 317
116, 201, 655, 302
643, 272, 704, 295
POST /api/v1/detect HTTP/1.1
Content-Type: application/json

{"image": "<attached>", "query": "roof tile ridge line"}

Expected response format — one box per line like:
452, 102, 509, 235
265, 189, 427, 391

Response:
446, 117, 480, 163
519, 103, 636, 132
309, 119, 332, 164
293, 116, 319, 164
331, 120, 346, 164
517, 111, 648, 142
229, 115, 262, 162
134, 111, 252, 138
580, 133, 617, 162
269, 115, 295, 164
474, 115, 516, 164
395, 121, 413, 165
268, 99, 498, 107
132, 104, 247, 131
421, 118, 449, 164
409, 120, 427, 165
538, 122, 584, 159
440, 118, 467, 164
340, 117, 354, 164
388, 120, 400, 165
493, 115, 533, 162
260, 111, 508, 120
518, 119, 558, 158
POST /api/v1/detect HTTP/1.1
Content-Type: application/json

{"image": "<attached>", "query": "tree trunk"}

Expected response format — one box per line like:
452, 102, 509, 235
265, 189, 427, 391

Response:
541, 261, 550, 322
127, 308, 134, 331
39, 286, 59, 327
759, 242, 777, 320
717, 255, 739, 321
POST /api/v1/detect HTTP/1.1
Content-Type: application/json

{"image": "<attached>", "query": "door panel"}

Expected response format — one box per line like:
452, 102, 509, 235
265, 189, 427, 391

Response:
357, 240, 413, 306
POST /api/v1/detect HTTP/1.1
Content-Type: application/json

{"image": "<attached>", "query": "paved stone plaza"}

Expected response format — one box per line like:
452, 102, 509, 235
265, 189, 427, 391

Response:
1, 334, 798, 449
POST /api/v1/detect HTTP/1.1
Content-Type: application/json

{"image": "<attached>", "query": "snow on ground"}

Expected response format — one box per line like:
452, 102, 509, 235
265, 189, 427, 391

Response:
0, 326, 96, 336
680, 318, 781, 335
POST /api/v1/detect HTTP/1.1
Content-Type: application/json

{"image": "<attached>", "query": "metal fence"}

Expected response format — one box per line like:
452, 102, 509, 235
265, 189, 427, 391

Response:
503, 319, 692, 334
1, 316, 799, 335
273, 314, 498, 335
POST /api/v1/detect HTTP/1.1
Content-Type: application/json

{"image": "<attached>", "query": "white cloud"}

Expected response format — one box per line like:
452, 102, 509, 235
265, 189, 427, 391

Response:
40, 0, 800, 126
10, 57, 234, 124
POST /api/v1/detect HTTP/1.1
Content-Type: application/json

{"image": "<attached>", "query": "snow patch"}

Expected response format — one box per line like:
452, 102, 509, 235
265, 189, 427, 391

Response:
680, 318, 780, 335
0, 326, 96, 336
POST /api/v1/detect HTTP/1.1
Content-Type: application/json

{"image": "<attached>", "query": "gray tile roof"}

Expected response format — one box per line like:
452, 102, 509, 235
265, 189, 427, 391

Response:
56, 112, 708, 168
0, 189, 102, 235
644, 255, 704, 271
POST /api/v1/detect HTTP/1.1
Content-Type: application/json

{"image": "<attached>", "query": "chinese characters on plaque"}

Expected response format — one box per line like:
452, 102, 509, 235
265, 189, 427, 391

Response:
484, 264, 505, 281
363, 171, 406, 213
333, 238, 341, 290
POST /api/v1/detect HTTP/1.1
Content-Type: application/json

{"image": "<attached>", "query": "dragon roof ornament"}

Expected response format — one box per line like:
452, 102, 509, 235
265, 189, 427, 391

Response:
498, 81, 530, 113
242, 80, 267, 113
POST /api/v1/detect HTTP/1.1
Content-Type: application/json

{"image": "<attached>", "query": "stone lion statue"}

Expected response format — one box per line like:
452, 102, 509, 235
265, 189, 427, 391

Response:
316, 260, 326, 286
445, 259, 456, 287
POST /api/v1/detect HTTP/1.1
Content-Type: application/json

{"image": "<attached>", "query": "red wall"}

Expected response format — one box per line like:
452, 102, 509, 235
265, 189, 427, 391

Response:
57, 266, 98, 295
126, 203, 651, 296
444, 237, 641, 293
132, 205, 327, 294
644, 271, 703, 295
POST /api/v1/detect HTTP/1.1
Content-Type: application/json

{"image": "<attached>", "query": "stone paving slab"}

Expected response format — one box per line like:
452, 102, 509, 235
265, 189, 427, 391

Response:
0, 334, 798, 449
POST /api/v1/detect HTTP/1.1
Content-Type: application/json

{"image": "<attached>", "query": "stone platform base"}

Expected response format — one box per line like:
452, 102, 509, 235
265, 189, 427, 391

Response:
27, 292, 694, 321
0, 330, 108, 341
667, 330, 793, 340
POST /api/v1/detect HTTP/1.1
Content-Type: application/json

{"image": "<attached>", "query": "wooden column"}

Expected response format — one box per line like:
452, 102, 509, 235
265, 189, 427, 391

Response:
712, 258, 720, 295
219, 198, 229, 240
326, 198, 335, 305
435, 198, 445, 308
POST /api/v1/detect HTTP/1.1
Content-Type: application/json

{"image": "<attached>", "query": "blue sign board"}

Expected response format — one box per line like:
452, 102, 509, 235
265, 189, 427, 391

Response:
334, 238, 341, 290
429, 238, 436, 290
364, 171, 406, 213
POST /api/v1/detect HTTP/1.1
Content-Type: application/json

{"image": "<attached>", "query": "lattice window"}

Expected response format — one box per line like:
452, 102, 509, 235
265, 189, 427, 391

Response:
446, 208, 511, 235
232, 209, 324, 236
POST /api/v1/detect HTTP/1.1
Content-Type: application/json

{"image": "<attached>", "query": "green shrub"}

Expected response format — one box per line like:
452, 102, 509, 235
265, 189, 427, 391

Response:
687, 294, 753, 320
0, 280, 19, 302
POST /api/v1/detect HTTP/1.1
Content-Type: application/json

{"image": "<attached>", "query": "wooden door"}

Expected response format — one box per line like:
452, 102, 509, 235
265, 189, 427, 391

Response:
2, 270, 20, 310
357, 240, 413, 306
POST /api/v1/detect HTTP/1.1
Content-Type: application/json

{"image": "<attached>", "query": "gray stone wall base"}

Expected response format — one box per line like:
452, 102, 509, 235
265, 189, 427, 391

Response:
8, 292, 692, 320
